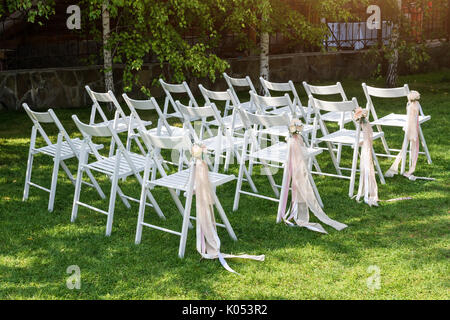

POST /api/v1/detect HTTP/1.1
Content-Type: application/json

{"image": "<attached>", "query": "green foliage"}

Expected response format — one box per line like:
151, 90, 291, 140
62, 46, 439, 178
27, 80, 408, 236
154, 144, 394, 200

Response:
0, 0, 55, 24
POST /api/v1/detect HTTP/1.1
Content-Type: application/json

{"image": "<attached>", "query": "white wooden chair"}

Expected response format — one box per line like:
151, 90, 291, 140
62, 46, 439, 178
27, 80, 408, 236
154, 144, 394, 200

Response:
85, 86, 150, 156
159, 79, 200, 117
223, 72, 258, 112
302, 81, 353, 124
250, 91, 314, 136
71, 115, 164, 236
175, 101, 253, 176
309, 96, 386, 197
233, 108, 323, 211
303, 81, 354, 165
198, 84, 244, 135
135, 131, 237, 258
362, 83, 432, 164
123, 94, 185, 139
22, 103, 105, 212
260, 77, 309, 120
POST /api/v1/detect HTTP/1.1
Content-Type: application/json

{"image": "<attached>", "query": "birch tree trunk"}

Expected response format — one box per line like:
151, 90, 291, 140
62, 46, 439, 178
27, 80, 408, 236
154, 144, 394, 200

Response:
386, 0, 401, 88
260, 32, 269, 81
102, 1, 114, 97
386, 23, 399, 87
259, 0, 270, 94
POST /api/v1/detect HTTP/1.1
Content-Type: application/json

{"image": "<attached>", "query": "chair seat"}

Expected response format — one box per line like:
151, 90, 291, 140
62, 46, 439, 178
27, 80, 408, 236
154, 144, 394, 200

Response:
208, 114, 244, 130
86, 152, 147, 177
92, 117, 152, 133
250, 142, 322, 163
321, 111, 353, 123
147, 125, 186, 137
241, 101, 257, 112
149, 169, 235, 191
316, 129, 384, 145
371, 113, 431, 127
259, 124, 313, 137
266, 105, 308, 116
35, 138, 103, 160
203, 135, 245, 150
165, 111, 183, 119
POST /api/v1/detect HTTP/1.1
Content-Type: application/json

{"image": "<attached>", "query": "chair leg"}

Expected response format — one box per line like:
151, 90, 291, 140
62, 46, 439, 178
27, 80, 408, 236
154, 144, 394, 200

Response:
418, 125, 432, 164
178, 187, 194, 258
60, 161, 76, 186
23, 152, 34, 201
378, 124, 391, 156
326, 141, 342, 175
212, 192, 237, 241
400, 135, 408, 175
276, 163, 290, 223
372, 148, 386, 185
233, 153, 247, 212
106, 174, 119, 237
48, 158, 60, 212
84, 168, 106, 199
349, 144, 360, 198
135, 175, 148, 244
71, 167, 84, 223
23, 127, 36, 201
106, 152, 122, 236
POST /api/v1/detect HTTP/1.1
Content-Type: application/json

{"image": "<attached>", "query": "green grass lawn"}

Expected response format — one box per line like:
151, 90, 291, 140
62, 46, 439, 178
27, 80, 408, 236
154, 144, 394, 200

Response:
0, 70, 449, 300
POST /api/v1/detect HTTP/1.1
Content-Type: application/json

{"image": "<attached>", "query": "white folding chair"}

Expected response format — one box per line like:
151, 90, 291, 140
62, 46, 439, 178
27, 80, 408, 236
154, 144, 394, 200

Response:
135, 131, 237, 258
233, 108, 323, 211
123, 94, 186, 139
198, 84, 244, 135
85, 86, 150, 157
175, 100, 251, 174
362, 83, 432, 164
303, 81, 354, 165
302, 81, 353, 124
159, 79, 200, 117
123, 94, 188, 178
260, 77, 309, 120
22, 103, 105, 212
223, 72, 258, 112
250, 91, 314, 136
309, 96, 386, 197
71, 116, 164, 236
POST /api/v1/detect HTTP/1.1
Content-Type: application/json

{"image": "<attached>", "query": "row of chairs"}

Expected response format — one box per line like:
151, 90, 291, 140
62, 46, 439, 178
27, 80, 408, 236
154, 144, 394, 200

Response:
22, 73, 432, 258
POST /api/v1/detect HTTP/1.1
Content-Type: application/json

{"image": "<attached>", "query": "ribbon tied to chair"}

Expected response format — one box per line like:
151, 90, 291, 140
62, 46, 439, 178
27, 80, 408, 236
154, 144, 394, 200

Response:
278, 120, 347, 234
353, 107, 379, 206
192, 144, 265, 274
385, 91, 428, 181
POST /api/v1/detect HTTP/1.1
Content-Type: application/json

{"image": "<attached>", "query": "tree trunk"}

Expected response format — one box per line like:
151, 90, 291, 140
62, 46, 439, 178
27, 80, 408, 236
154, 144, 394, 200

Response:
386, 0, 401, 87
386, 24, 399, 87
102, 1, 114, 96
260, 32, 269, 81
259, 0, 270, 95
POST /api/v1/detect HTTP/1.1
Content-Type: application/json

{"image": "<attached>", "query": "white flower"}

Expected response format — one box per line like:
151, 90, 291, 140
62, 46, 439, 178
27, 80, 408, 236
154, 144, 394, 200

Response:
408, 90, 420, 102
289, 119, 303, 135
353, 107, 367, 121
191, 144, 206, 159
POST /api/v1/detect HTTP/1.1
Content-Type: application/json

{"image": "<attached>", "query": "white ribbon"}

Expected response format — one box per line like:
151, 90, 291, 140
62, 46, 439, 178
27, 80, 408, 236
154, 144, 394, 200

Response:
192, 145, 264, 274
278, 128, 348, 234
385, 91, 428, 180
355, 119, 379, 206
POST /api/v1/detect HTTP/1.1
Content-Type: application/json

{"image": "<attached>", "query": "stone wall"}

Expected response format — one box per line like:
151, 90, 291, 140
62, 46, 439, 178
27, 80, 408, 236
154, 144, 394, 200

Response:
1, 44, 449, 111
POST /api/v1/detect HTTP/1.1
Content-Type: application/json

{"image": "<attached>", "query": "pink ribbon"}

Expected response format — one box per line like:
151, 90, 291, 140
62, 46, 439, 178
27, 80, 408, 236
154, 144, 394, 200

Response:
355, 120, 379, 206
193, 151, 264, 274
385, 91, 421, 179
278, 134, 347, 233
